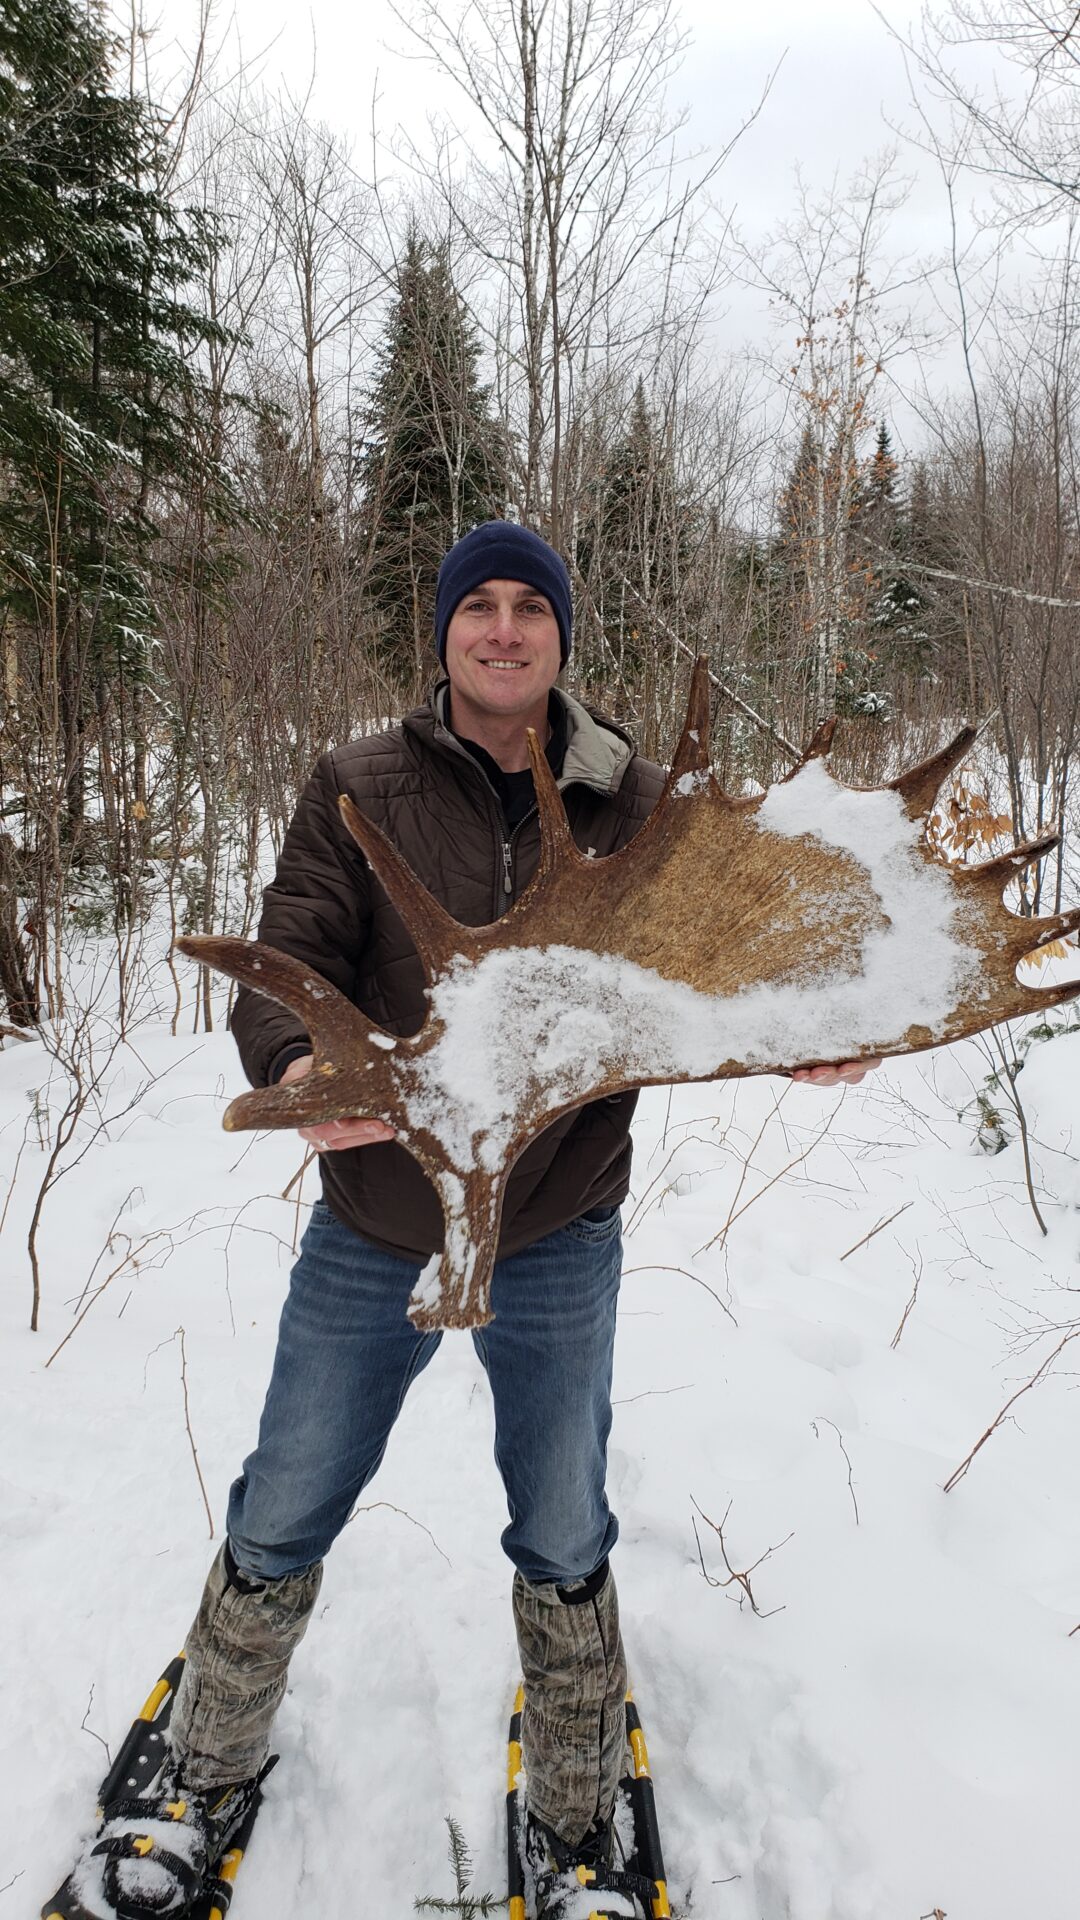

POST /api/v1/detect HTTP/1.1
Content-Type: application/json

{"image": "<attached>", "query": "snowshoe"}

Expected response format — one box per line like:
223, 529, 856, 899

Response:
42, 1654, 273, 1920
507, 1687, 671, 1919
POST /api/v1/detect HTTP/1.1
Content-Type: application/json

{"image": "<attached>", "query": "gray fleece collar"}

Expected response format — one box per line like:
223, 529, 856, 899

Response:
429, 682, 635, 795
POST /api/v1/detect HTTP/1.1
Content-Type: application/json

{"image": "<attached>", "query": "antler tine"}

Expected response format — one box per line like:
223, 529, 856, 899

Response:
667, 654, 713, 784
800, 715, 837, 765
1010, 903, 1080, 959
965, 829, 1059, 889
338, 795, 463, 984
176, 933, 407, 1135
176, 934, 377, 1066
526, 726, 578, 876
890, 725, 977, 821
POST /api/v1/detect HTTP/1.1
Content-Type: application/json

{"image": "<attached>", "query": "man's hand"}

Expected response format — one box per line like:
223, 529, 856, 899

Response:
789, 1058, 881, 1088
280, 1053, 397, 1151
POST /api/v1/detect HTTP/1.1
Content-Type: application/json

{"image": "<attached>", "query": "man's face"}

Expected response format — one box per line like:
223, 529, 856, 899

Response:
443, 577, 562, 726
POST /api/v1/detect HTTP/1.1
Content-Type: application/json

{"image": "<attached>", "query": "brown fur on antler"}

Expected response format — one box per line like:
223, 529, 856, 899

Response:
177, 658, 1080, 1330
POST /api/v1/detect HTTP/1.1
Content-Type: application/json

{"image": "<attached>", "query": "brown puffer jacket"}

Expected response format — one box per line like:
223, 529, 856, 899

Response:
231, 680, 666, 1262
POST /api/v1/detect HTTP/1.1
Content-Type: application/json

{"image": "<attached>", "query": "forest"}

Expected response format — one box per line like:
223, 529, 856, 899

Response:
0, 0, 1077, 1036
5, 10, 1080, 1917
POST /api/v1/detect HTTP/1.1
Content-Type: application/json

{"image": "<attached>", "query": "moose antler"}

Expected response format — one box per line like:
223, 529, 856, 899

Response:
177, 658, 1080, 1331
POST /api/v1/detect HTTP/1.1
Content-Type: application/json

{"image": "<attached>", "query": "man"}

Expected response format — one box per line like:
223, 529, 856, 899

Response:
82, 522, 873, 1919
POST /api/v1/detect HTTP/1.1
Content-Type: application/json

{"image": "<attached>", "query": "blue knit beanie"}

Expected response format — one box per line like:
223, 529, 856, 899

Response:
434, 522, 573, 666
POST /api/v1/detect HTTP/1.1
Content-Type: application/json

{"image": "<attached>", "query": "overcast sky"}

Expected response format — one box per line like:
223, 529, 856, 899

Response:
144, 0, 1002, 452
155, 0, 929, 203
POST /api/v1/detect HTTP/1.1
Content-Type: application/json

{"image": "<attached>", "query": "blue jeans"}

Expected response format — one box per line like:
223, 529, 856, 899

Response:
227, 1200, 623, 1588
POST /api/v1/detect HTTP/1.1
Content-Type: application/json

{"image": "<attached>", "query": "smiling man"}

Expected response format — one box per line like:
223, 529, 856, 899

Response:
72, 522, 874, 1920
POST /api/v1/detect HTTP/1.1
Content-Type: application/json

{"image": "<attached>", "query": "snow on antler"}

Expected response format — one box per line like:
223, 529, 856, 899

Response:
177, 658, 1080, 1330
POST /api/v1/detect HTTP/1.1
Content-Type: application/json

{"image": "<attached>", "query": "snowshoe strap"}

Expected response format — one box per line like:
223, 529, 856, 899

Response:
92, 1831, 201, 1916
535, 1860, 659, 1913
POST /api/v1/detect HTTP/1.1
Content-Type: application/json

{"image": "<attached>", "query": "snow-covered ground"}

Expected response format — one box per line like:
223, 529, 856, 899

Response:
2, 987, 1079, 1918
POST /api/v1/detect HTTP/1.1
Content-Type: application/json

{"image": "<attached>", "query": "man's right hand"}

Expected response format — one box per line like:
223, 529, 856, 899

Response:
280, 1053, 397, 1152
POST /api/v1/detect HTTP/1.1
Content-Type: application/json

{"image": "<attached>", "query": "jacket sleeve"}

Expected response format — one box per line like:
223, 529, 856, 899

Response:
230, 750, 373, 1088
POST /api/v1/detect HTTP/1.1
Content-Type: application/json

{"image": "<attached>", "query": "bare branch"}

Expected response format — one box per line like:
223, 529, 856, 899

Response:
691, 1497, 792, 1617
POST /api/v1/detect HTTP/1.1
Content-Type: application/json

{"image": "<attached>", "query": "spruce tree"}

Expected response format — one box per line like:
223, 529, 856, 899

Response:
357, 231, 505, 686
578, 378, 686, 687
860, 419, 898, 530
856, 424, 940, 707
0, 0, 229, 834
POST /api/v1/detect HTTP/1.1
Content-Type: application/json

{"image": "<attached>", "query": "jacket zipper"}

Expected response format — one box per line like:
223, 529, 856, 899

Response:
420, 723, 577, 917
500, 802, 548, 912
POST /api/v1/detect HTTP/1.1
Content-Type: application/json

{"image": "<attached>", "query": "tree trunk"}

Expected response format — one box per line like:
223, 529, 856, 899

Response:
0, 833, 39, 1026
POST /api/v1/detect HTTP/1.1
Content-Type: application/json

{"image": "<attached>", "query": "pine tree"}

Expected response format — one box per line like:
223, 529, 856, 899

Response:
357, 231, 506, 687
0, 0, 229, 837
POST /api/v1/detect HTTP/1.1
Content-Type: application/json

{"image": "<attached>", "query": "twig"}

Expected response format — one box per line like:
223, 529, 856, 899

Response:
282, 1149, 317, 1203
176, 1327, 215, 1539
696, 1097, 840, 1259
811, 1418, 860, 1523
0, 1110, 31, 1239
694, 1087, 789, 1256
623, 1133, 721, 1236
613, 1383, 693, 1404
74, 1188, 141, 1312
622, 1263, 738, 1326
840, 1199, 913, 1261
48, 1200, 297, 1368
891, 1247, 924, 1350
690, 1497, 791, 1616
80, 1683, 111, 1764
45, 1229, 171, 1367
989, 1029, 1048, 1236
226, 1127, 262, 1174
944, 1328, 1080, 1492
349, 1500, 452, 1567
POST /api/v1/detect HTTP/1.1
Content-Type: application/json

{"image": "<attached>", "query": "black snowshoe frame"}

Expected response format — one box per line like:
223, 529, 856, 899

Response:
42, 1654, 267, 1920
506, 1687, 671, 1920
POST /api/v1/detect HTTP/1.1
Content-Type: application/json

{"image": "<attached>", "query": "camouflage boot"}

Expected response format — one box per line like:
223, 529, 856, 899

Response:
513, 1559, 627, 1844
169, 1541, 323, 1790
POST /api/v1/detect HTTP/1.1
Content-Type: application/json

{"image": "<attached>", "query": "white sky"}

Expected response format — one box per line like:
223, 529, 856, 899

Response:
142, 0, 1005, 453
156, 0, 928, 207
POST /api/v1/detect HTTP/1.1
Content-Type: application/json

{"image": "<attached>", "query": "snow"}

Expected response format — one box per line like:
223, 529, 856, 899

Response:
3, 976, 1080, 1917
672, 770, 710, 796
394, 766, 985, 1228
409, 889, 974, 1167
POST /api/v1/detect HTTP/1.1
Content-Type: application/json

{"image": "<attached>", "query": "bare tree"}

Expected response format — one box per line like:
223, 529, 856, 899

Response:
391, 0, 750, 541
746, 159, 915, 728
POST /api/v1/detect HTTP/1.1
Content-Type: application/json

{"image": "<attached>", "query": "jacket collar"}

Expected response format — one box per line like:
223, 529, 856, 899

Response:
407, 680, 636, 796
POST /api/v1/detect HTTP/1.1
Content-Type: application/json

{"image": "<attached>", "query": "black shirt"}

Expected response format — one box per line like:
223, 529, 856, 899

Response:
454, 692, 568, 831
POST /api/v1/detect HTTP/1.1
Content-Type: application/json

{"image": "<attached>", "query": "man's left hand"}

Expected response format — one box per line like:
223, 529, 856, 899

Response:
789, 1058, 882, 1087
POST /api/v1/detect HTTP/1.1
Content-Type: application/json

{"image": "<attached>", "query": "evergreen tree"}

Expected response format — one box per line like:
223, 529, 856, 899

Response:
859, 419, 898, 530
578, 378, 687, 687
886, 457, 963, 687
357, 231, 505, 686
776, 423, 820, 569
844, 418, 904, 719
0, 0, 229, 832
